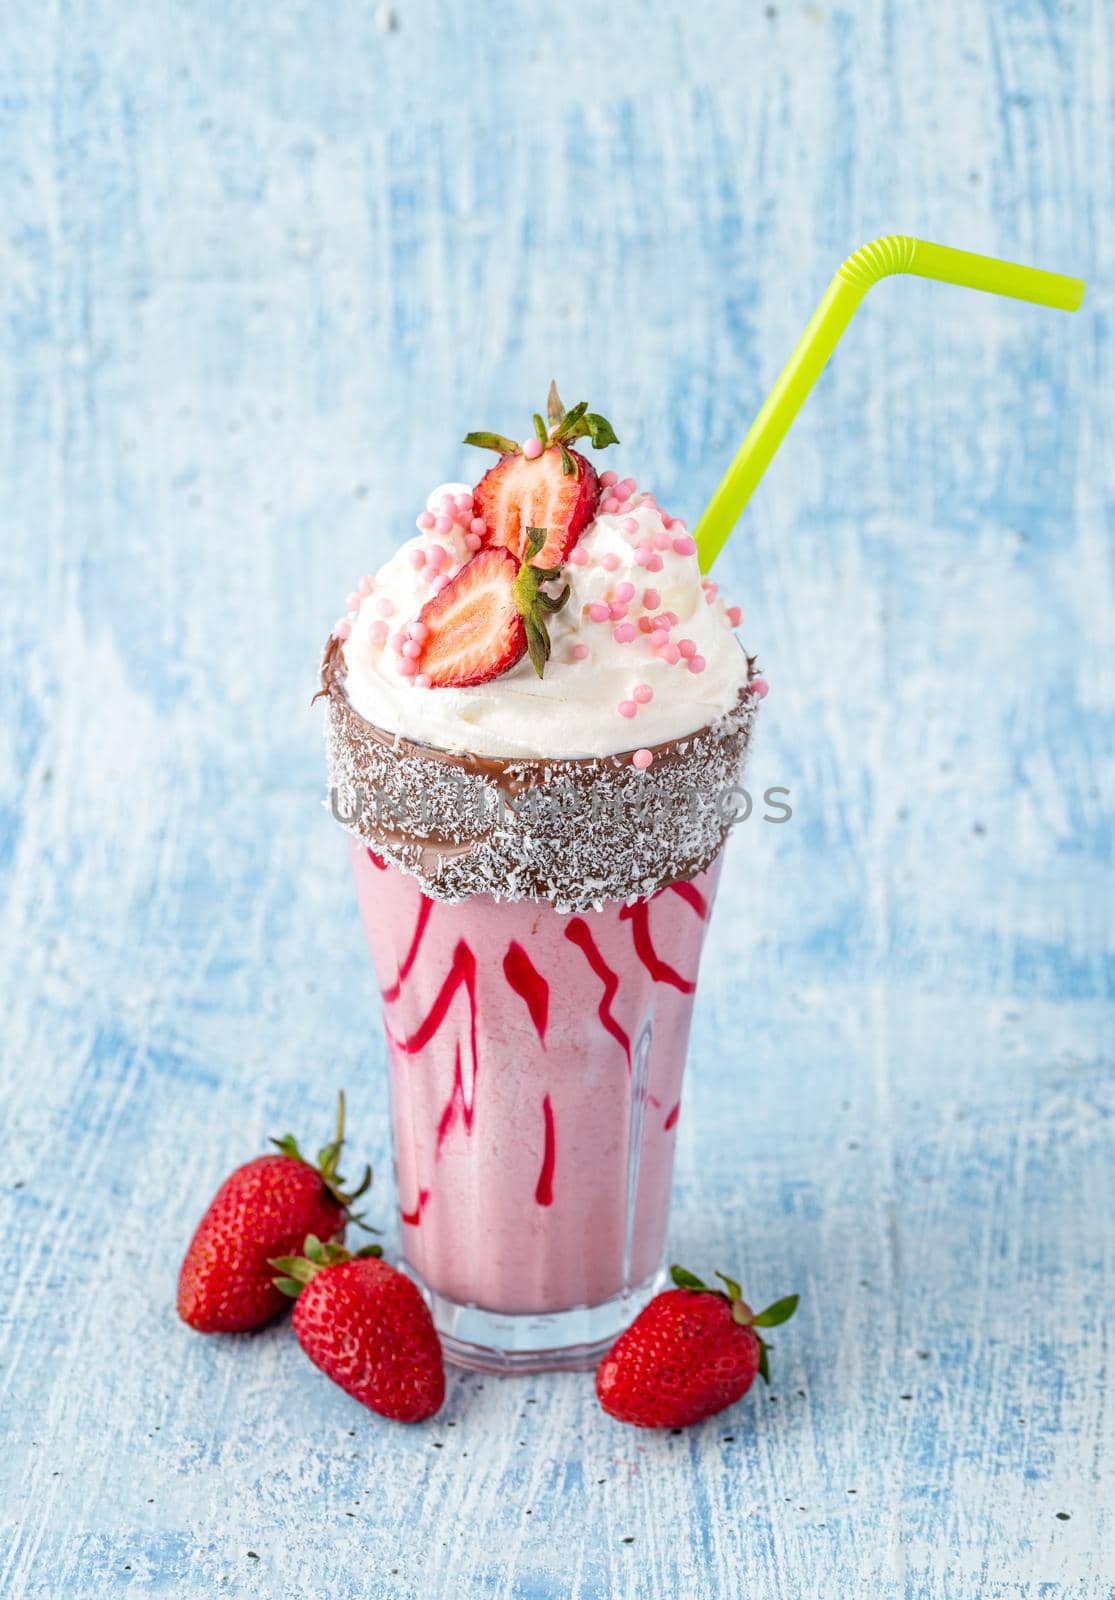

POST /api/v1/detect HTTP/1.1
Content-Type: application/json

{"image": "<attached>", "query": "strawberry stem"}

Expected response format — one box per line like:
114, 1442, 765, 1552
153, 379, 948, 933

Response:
269, 1235, 383, 1299
268, 1092, 376, 1228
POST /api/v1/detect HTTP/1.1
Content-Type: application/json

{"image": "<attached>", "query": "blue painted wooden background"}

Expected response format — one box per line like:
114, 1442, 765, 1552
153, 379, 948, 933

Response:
2, 2, 1112, 1595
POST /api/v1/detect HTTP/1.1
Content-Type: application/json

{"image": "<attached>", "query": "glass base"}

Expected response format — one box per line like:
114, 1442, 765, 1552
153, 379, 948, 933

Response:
411, 1270, 666, 1374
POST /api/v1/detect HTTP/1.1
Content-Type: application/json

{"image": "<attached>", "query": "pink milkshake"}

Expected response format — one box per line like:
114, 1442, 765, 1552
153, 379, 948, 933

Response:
322, 389, 758, 1369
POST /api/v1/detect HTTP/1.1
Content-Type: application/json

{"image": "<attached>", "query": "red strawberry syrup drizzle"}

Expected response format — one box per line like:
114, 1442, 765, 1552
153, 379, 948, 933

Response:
534, 1093, 556, 1206
563, 918, 632, 1069
502, 941, 549, 1044
382, 894, 433, 1004
400, 1188, 430, 1226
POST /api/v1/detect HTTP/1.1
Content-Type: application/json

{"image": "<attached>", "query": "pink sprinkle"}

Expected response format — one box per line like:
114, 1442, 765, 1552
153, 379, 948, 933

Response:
726, 605, 743, 627
632, 748, 654, 770
677, 638, 697, 660
752, 677, 769, 699
332, 619, 352, 641
659, 642, 681, 664
464, 532, 482, 551
439, 494, 456, 513
602, 552, 620, 572
431, 574, 450, 593
687, 654, 707, 675
615, 580, 635, 603
654, 531, 671, 551
618, 478, 636, 498
523, 437, 544, 460
390, 630, 408, 652
569, 547, 590, 567
661, 610, 679, 627
649, 629, 670, 648
571, 643, 590, 661
634, 548, 652, 568
621, 517, 640, 535
601, 496, 620, 514
434, 515, 453, 535
470, 516, 487, 536
672, 535, 697, 556
409, 548, 427, 570
613, 623, 637, 643
408, 620, 428, 642
661, 514, 675, 530
638, 616, 655, 633
397, 657, 418, 677
414, 673, 431, 688
600, 470, 618, 488
455, 493, 473, 512
427, 543, 447, 569
369, 620, 388, 644
633, 682, 654, 704
376, 598, 395, 618
617, 700, 638, 718
358, 574, 374, 595
417, 511, 435, 531
609, 602, 629, 621
702, 580, 719, 600
588, 602, 610, 623
642, 587, 661, 609
402, 639, 422, 659
345, 590, 361, 611
646, 554, 664, 573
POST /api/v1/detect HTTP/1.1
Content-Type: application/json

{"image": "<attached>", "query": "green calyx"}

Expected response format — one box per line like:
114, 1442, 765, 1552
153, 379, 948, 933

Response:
463, 381, 619, 471
269, 1090, 375, 1232
669, 1264, 800, 1385
269, 1233, 383, 1300
513, 528, 570, 679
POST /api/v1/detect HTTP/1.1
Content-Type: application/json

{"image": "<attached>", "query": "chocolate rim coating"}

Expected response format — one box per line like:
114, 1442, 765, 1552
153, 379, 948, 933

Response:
320, 637, 759, 911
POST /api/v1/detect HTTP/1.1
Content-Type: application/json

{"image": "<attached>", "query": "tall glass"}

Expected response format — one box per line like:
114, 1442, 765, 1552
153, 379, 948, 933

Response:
349, 838, 722, 1372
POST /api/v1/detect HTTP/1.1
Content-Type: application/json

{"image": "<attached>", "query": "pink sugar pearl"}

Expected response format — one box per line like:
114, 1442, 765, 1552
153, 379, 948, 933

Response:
638, 616, 655, 633
523, 437, 544, 460
617, 700, 638, 718
390, 630, 408, 652
455, 493, 473, 512
649, 629, 670, 648
677, 638, 697, 660
464, 532, 482, 551
376, 598, 395, 618
431, 573, 450, 593
332, 619, 352, 641
414, 672, 431, 688
345, 590, 361, 611
397, 657, 418, 677
439, 493, 456, 512
642, 587, 660, 609
609, 602, 629, 621
602, 552, 620, 572
632, 748, 654, 770
752, 677, 769, 699
426, 543, 447, 569
408, 620, 428, 642
571, 643, 590, 661
702, 580, 719, 601
634, 548, 653, 568
654, 531, 671, 551
402, 639, 422, 659
614, 581, 635, 603
618, 478, 636, 498
645, 554, 664, 573
621, 517, 640, 535
416, 511, 436, 531
358, 575, 374, 596
588, 602, 610, 623
726, 605, 743, 627
601, 496, 620, 514
687, 654, 707, 675
434, 515, 453, 535
672, 535, 697, 556
633, 683, 654, 704
659, 642, 681, 664
409, 548, 427, 570
599, 469, 618, 488
613, 623, 637, 644
661, 610, 679, 627
569, 547, 590, 567
470, 516, 487, 536
369, 620, 388, 644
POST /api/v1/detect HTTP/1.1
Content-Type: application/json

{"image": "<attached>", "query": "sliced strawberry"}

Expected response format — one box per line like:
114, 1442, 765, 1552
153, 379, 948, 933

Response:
474, 446, 599, 569
415, 547, 526, 688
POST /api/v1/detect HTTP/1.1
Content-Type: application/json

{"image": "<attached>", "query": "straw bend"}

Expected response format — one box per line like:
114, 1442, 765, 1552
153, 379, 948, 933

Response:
694, 235, 1085, 572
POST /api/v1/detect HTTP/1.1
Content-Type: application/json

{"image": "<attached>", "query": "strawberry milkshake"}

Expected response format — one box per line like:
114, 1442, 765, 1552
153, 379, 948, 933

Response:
322, 388, 760, 1370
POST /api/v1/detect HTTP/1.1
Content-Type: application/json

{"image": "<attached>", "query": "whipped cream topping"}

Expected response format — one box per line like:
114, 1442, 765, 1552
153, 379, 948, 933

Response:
337, 478, 751, 759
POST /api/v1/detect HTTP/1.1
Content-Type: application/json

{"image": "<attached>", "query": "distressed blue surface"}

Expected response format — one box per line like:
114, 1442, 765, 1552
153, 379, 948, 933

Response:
1, 2, 1112, 1596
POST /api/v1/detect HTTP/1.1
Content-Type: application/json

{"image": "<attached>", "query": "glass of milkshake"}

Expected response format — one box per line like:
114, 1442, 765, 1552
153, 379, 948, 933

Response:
321, 393, 758, 1371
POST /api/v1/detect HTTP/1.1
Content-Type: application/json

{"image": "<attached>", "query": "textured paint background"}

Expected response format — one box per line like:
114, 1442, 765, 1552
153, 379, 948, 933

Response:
1, 2, 1112, 1596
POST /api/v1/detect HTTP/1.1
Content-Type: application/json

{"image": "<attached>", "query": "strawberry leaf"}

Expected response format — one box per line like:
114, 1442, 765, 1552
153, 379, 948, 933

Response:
354, 1244, 384, 1259
553, 401, 588, 440
270, 1134, 303, 1162
715, 1271, 743, 1301
585, 412, 619, 449
303, 1234, 326, 1264
273, 1277, 304, 1299
752, 1294, 800, 1328
556, 408, 619, 450
463, 431, 520, 455
546, 381, 565, 429
756, 1339, 771, 1384
559, 443, 576, 477
532, 413, 548, 444
670, 1264, 707, 1290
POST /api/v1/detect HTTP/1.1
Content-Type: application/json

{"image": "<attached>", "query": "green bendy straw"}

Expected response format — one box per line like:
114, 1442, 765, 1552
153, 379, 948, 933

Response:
693, 235, 1085, 573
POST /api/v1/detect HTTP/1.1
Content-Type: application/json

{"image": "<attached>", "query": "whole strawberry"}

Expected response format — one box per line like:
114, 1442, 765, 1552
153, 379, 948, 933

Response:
596, 1265, 799, 1429
271, 1238, 445, 1423
177, 1093, 372, 1334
